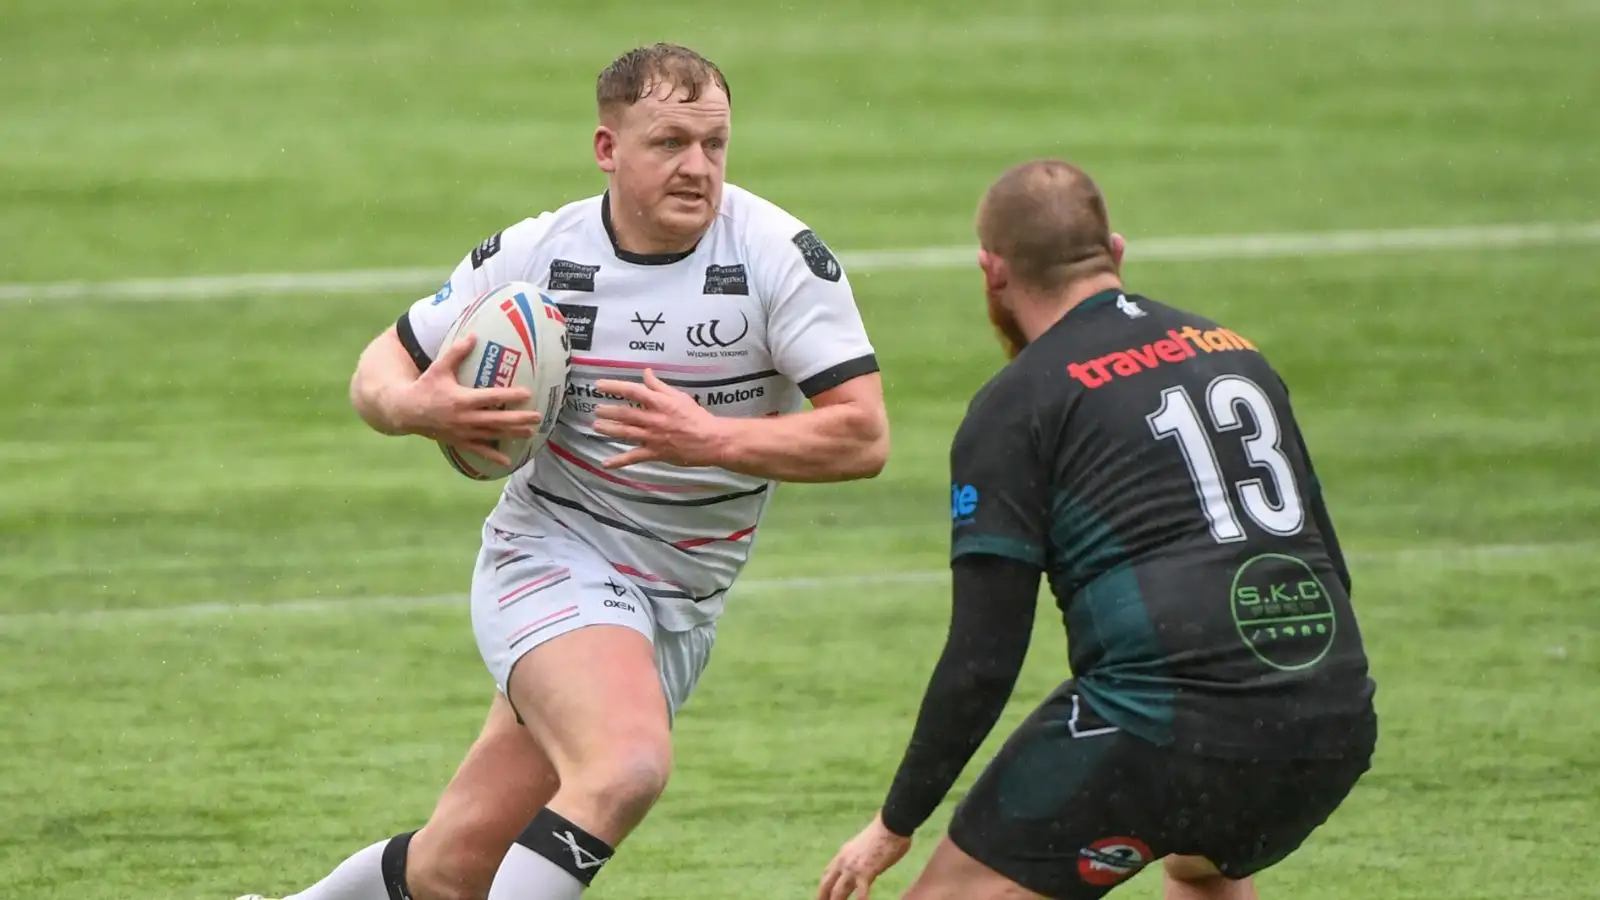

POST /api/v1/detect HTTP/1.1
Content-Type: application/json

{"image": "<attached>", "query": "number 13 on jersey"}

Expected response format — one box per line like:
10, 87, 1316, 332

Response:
1147, 374, 1306, 544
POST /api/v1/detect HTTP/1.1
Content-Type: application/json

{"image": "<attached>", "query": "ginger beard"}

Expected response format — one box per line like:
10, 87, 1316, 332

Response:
986, 290, 1029, 360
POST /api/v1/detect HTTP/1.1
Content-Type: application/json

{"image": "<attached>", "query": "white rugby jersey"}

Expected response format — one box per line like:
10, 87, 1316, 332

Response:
397, 184, 878, 631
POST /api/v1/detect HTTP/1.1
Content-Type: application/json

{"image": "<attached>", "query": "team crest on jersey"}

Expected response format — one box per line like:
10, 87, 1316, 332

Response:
791, 229, 841, 282
548, 259, 600, 292
470, 231, 503, 269
703, 264, 749, 295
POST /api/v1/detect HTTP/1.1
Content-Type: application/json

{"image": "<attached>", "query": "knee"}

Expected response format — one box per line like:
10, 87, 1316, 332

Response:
581, 742, 673, 818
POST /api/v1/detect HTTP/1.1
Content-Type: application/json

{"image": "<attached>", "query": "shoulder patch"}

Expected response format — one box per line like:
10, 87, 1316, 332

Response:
791, 229, 841, 282
470, 231, 503, 269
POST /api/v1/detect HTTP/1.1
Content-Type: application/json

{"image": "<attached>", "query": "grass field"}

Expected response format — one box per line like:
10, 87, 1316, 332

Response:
3, 1, 1599, 898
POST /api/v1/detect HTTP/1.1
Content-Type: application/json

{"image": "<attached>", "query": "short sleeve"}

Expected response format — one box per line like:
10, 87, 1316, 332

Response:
949, 380, 1049, 569
752, 224, 878, 398
395, 213, 555, 371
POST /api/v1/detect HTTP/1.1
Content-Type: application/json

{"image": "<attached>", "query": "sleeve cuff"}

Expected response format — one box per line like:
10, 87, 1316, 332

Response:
798, 353, 879, 398
395, 313, 433, 373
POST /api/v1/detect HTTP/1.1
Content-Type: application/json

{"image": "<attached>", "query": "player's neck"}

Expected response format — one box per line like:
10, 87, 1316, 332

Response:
1019, 273, 1124, 342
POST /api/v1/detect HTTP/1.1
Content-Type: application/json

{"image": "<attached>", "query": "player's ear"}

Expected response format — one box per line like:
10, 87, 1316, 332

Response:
978, 250, 1008, 293
594, 126, 619, 173
1110, 232, 1127, 268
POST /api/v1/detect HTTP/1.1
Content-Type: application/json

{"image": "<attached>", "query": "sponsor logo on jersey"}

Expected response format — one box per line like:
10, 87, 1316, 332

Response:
703, 263, 749, 295
431, 281, 454, 305
685, 312, 750, 358
791, 229, 841, 282
549, 259, 601, 292
950, 483, 979, 523
470, 231, 503, 269
562, 381, 635, 414
629, 311, 667, 351
1077, 836, 1151, 886
557, 303, 598, 351
692, 385, 765, 407
1067, 326, 1257, 389
1115, 294, 1146, 318
474, 341, 522, 389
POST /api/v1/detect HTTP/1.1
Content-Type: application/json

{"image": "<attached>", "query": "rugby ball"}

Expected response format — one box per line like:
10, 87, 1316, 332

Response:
436, 282, 571, 481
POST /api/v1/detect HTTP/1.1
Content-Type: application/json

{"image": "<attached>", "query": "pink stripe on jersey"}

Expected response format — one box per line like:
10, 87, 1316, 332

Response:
547, 442, 703, 494
671, 524, 758, 550
498, 568, 572, 606
571, 356, 721, 374
608, 561, 679, 586
505, 605, 580, 645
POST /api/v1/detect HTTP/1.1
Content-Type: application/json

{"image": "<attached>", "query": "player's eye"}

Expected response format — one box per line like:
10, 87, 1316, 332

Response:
659, 137, 682, 150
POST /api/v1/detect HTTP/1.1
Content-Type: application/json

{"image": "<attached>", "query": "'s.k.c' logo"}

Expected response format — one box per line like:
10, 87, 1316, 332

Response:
951, 483, 979, 523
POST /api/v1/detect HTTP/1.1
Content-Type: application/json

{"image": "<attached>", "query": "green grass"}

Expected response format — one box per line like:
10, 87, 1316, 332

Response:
3, 0, 1599, 898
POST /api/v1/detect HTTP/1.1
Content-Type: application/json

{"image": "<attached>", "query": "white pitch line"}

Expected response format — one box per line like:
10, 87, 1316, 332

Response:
1, 539, 1592, 630
3, 221, 1598, 305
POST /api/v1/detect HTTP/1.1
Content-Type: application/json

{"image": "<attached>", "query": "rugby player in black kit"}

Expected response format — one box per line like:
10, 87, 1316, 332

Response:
818, 160, 1378, 900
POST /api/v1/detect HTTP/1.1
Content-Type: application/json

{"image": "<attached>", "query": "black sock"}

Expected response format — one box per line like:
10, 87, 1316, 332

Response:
513, 808, 616, 887
379, 831, 417, 900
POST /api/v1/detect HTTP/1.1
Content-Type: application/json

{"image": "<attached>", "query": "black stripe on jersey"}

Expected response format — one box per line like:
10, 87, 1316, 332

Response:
531, 486, 665, 543
395, 313, 433, 372
799, 353, 879, 397
587, 480, 771, 508
661, 369, 780, 390
569, 367, 781, 391
639, 583, 728, 604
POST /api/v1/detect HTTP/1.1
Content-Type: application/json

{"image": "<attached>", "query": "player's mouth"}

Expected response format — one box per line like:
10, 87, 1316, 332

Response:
667, 189, 706, 204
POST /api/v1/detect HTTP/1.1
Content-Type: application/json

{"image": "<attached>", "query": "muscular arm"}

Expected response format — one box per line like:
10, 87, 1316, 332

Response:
713, 373, 888, 483
349, 325, 424, 436
878, 554, 1040, 837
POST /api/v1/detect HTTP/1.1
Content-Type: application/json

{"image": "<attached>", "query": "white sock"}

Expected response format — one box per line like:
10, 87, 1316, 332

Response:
285, 840, 392, 900
486, 843, 586, 900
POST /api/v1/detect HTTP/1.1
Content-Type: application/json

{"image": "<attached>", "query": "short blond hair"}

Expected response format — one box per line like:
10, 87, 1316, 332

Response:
977, 159, 1116, 291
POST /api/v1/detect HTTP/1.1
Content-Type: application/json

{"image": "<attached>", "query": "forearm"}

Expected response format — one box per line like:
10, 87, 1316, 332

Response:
350, 326, 423, 436
712, 401, 887, 483
879, 555, 1039, 837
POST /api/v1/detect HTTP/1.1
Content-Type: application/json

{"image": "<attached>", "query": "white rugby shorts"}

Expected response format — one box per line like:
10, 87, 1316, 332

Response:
470, 522, 716, 720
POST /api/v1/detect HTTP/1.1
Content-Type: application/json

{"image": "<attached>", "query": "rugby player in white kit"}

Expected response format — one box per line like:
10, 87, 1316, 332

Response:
238, 43, 888, 900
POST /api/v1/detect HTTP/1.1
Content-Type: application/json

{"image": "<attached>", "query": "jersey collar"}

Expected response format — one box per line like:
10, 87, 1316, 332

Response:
601, 190, 699, 266
1070, 288, 1126, 317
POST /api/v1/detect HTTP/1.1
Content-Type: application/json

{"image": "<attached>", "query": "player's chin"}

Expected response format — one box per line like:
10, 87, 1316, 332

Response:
657, 194, 715, 231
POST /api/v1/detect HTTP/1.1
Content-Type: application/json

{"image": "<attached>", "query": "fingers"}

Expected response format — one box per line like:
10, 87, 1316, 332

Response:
451, 441, 512, 468
592, 403, 651, 427
459, 385, 536, 409
602, 446, 659, 469
593, 378, 654, 405
817, 864, 841, 900
459, 408, 541, 430
592, 420, 649, 444
642, 367, 668, 390
431, 333, 478, 371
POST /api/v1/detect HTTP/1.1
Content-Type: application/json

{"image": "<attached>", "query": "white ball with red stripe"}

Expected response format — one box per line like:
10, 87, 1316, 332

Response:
437, 282, 572, 481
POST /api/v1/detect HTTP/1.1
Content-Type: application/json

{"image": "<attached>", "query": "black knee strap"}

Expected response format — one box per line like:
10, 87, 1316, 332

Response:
515, 807, 616, 887
380, 830, 417, 900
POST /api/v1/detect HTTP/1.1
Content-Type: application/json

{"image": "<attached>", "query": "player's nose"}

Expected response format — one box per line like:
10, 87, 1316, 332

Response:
677, 144, 713, 177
